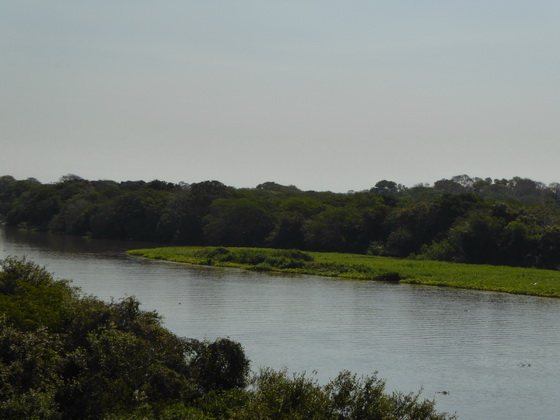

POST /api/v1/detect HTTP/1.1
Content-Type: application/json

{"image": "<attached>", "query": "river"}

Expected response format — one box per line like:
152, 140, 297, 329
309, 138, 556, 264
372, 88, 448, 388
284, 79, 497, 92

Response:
1, 226, 559, 419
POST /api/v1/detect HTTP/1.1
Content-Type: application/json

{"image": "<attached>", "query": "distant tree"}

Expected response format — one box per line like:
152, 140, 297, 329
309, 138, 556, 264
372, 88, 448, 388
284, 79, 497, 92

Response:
156, 180, 233, 244
256, 181, 301, 193
6, 184, 62, 229
0, 176, 17, 215
370, 180, 404, 195
119, 180, 146, 191
59, 174, 84, 183
0, 175, 16, 192
190, 180, 230, 206
382, 201, 440, 257
146, 179, 178, 191
49, 197, 95, 235
204, 198, 275, 247
280, 197, 325, 217
434, 193, 481, 234
177, 181, 190, 190
304, 206, 364, 252
498, 220, 537, 266
433, 179, 465, 194
507, 177, 546, 203
268, 211, 306, 249
89, 190, 170, 240
448, 213, 505, 264
451, 174, 475, 189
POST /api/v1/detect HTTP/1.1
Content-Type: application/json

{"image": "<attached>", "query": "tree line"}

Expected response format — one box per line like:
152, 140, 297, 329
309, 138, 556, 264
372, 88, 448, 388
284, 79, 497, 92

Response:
2, 174, 560, 269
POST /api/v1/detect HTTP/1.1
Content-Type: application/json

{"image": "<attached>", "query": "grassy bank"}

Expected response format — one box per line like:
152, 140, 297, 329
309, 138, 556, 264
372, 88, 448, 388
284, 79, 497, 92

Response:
127, 246, 560, 298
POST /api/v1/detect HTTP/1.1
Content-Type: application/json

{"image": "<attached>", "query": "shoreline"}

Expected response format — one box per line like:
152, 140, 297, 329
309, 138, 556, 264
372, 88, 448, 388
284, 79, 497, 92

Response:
127, 246, 560, 298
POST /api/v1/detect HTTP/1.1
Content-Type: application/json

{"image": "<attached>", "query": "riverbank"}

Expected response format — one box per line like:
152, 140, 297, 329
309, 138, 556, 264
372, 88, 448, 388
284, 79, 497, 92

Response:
127, 246, 560, 298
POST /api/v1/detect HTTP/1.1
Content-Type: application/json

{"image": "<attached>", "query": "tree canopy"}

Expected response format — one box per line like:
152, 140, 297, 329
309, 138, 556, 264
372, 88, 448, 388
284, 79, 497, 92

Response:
3, 174, 560, 269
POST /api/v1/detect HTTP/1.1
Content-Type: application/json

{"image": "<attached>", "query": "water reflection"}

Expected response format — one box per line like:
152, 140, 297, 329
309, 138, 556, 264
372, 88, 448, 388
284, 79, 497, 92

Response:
1, 226, 560, 419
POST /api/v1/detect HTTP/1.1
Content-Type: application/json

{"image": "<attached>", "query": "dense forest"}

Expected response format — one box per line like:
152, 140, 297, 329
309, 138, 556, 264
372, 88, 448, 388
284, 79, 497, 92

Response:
0, 256, 454, 419
2, 174, 560, 269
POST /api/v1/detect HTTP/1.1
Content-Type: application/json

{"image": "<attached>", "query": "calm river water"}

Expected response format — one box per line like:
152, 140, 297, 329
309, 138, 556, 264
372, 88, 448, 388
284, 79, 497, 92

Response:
1, 226, 560, 419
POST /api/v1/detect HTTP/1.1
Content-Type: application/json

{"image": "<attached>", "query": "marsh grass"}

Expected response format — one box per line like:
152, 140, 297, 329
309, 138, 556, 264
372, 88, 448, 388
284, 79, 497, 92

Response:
127, 247, 560, 298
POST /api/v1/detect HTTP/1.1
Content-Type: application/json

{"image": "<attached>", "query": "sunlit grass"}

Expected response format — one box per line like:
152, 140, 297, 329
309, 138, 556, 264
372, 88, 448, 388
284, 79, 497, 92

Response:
127, 247, 560, 298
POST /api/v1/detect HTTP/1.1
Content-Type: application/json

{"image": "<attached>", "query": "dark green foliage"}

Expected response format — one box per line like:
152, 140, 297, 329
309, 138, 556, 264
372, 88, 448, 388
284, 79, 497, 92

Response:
0, 322, 63, 419
370, 179, 405, 196
204, 198, 275, 246
242, 369, 331, 419
193, 247, 314, 270
192, 369, 456, 420
268, 212, 307, 249
5, 173, 560, 269
186, 248, 402, 280
0, 257, 247, 419
537, 226, 560, 269
89, 189, 171, 240
159, 181, 235, 245
256, 181, 301, 193
186, 338, 250, 394
374, 272, 402, 282
305, 206, 366, 253
0, 256, 73, 331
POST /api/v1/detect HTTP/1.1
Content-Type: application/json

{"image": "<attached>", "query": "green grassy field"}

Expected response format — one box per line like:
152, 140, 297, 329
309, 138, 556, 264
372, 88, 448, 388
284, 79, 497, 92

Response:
127, 246, 560, 298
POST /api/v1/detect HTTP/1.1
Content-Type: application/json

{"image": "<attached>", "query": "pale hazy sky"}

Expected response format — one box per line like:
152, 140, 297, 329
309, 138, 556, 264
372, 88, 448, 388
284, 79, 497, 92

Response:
2, 1, 559, 192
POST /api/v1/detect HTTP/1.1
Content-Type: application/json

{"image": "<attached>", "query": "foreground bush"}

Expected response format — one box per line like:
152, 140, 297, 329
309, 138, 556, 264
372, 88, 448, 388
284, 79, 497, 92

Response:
185, 369, 456, 420
0, 257, 248, 419
0, 257, 455, 419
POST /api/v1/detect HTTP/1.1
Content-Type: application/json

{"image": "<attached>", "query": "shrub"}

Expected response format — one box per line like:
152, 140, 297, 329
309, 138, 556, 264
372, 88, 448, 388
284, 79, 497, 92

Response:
0, 257, 249, 419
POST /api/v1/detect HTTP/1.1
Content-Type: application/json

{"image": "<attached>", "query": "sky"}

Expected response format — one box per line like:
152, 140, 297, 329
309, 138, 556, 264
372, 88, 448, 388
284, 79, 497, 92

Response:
2, 1, 560, 192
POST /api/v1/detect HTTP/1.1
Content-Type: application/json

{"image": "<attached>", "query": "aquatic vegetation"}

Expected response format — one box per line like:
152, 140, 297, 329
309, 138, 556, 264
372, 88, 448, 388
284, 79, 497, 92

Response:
128, 246, 560, 298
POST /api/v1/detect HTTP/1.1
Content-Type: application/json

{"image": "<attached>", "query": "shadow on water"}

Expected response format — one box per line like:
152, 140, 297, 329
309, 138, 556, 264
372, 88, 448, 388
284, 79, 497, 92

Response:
1, 225, 163, 259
